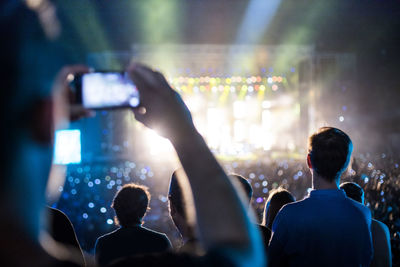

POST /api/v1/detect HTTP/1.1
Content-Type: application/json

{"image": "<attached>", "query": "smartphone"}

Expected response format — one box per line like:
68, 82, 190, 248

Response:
75, 71, 140, 109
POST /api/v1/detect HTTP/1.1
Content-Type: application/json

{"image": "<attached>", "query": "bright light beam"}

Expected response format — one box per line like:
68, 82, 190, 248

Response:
235, 0, 281, 44
58, 2, 120, 68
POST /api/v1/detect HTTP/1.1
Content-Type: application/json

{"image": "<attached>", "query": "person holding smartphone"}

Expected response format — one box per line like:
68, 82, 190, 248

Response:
1, 3, 265, 267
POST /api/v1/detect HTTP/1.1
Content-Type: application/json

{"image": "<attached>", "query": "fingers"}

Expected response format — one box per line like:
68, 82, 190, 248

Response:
62, 65, 90, 76
128, 66, 150, 100
128, 64, 156, 92
128, 63, 172, 95
154, 70, 173, 90
56, 65, 89, 86
53, 65, 92, 123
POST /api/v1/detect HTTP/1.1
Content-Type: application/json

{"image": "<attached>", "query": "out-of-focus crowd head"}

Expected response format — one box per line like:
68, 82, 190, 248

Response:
263, 188, 295, 230
340, 182, 365, 204
229, 174, 253, 207
169, 170, 187, 222
168, 169, 197, 240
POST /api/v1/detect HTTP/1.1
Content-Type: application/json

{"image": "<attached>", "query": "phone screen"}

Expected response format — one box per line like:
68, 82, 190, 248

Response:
81, 72, 139, 109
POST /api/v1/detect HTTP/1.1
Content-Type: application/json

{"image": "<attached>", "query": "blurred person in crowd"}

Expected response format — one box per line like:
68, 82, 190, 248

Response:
262, 188, 295, 234
0, 2, 90, 265
168, 170, 273, 259
341, 182, 392, 267
95, 183, 171, 266
268, 127, 373, 267
229, 174, 271, 249
168, 169, 201, 253
168, 171, 272, 258
46, 207, 86, 266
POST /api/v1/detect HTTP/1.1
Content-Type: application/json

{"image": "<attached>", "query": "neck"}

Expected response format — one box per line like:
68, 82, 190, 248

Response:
312, 173, 339, 190
123, 222, 142, 228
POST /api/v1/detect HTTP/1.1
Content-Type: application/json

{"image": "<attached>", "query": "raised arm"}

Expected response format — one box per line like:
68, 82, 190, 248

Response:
128, 64, 265, 267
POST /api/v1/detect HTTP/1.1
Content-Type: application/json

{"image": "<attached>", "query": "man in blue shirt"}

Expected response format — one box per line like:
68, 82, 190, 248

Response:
268, 127, 373, 267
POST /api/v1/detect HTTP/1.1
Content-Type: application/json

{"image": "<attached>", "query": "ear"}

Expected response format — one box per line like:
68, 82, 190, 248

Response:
307, 154, 312, 169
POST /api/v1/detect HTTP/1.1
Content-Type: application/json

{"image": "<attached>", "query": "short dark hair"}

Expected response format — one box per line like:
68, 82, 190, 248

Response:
263, 188, 295, 229
111, 183, 150, 227
229, 174, 253, 204
169, 170, 186, 219
308, 127, 353, 182
340, 182, 364, 203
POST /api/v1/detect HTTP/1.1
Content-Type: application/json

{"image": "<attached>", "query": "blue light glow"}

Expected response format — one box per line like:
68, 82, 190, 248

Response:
53, 129, 82, 164
235, 0, 281, 45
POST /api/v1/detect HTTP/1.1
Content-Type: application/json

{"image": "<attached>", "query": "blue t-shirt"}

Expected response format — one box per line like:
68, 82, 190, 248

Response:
268, 189, 373, 267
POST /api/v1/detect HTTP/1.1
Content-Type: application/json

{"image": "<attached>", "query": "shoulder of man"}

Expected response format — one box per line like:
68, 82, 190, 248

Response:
345, 197, 372, 220
99, 227, 120, 238
141, 227, 172, 247
95, 228, 120, 248
278, 198, 305, 215
270, 199, 310, 234
141, 226, 168, 237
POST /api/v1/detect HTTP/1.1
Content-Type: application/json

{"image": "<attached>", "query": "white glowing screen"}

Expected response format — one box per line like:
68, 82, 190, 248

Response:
82, 73, 139, 108
53, 129, 81, 164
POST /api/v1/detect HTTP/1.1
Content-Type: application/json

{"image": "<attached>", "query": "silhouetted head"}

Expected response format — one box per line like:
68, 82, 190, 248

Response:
168, 169, 196, 241
169, 170, 187, 221
307, 127, 353, 182
229, 174, 253, 206
112, 183, 150, 227
340, 182, 364, 204
263, 188, 295, 230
